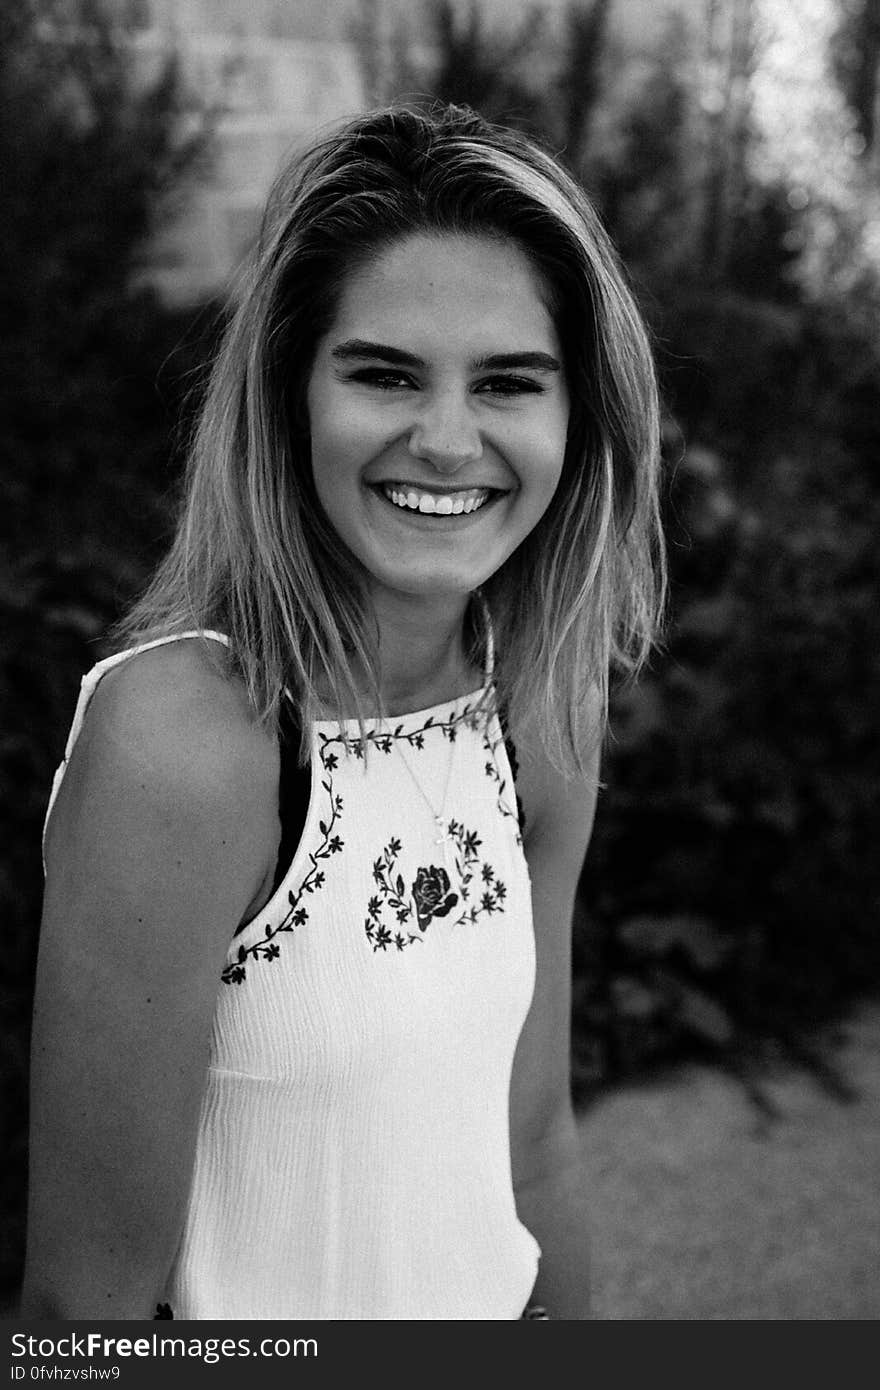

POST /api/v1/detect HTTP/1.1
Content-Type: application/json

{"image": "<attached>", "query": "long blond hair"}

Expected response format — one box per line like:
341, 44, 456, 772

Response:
118, 103, 666, 772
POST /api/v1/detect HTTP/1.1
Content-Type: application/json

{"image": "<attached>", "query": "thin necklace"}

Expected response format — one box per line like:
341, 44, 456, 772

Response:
394, 719, 459, 868
388, 599, 492, 867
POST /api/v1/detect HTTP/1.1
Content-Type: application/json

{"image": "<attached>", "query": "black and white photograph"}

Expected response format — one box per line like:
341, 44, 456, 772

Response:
3, 0, 879, 1340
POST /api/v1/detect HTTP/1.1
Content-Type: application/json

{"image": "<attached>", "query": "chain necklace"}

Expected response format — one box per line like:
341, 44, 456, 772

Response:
394, 721, 459, 868
387, 600, 492, 869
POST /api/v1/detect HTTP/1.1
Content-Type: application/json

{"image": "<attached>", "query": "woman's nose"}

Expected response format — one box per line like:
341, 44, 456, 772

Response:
407, 392, 483, 472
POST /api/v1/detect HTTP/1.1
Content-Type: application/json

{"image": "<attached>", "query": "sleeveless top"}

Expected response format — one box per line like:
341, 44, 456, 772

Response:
43, 632, 541, 1320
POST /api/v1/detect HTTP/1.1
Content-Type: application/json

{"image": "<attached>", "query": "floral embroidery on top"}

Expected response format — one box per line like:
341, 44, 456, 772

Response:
364, 821, 506, 953
221, 697, 519, 979
221, 739, 344, 985
334, 702, 481, 759
481, 719, 524, 846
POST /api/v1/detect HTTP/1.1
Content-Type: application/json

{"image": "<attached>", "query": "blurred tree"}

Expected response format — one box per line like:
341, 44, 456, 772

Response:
0, 0, 211, 547
351, 0, 549, 132
554, 0, 614, 165
351, 0, 616, 151
418, 0, 547, 127
0, 0, 216, 1305
830, 0, 880, 156
698, 0, 757, 281
589, 13, 696, 277
752, 0, 880, 309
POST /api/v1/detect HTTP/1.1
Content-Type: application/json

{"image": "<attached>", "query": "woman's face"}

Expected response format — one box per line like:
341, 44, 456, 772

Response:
306, 231, 569, 605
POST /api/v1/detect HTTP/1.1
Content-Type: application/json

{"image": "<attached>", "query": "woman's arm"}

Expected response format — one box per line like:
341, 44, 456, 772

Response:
510, 715, 601, 1321
20, 643, 279, 1319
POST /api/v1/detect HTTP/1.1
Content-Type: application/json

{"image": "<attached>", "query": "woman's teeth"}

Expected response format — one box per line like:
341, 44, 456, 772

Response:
382, 485, 490, 515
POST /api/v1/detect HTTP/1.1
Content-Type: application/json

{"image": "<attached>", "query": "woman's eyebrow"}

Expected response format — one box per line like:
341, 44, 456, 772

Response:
330, 340, 561, 373
331, 340, 422, 367
472, 351, 561, 373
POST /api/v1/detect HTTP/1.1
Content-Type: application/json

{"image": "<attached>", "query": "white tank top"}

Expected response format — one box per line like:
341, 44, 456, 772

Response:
45, 633, 540, 1320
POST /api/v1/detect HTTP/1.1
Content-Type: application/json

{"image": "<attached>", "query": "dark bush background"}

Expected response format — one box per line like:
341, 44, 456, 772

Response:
3, 0, 879, 1305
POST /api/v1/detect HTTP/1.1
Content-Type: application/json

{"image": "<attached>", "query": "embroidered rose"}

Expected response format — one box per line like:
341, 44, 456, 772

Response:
412, 865, 459, 931
365, 829, 503, 952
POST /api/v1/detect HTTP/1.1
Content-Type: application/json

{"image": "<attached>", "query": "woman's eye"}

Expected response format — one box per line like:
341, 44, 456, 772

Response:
476, 375, 543, 396
349, 369, 415, 390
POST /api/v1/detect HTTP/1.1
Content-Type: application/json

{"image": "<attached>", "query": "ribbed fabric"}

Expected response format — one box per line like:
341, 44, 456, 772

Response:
45, 634, 540, 1320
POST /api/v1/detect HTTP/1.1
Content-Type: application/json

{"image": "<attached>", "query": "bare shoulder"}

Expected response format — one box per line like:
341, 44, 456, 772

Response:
45, 637, 281, 931
78, 637, 277, 802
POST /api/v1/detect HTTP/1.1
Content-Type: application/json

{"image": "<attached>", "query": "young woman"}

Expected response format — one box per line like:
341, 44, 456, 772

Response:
22, 103, 664, 1320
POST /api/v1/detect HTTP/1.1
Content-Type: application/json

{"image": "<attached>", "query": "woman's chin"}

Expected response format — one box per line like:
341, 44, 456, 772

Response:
365, 566, 484, 605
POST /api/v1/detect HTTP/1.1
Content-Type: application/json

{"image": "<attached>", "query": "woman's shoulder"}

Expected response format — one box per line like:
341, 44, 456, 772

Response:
94, 636, 272, 778
42, 637, 282, 963
49, 637, 280, 863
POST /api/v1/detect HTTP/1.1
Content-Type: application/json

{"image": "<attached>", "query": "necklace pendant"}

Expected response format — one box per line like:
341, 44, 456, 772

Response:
434, 816, 452, 867
394, 732, 457, 866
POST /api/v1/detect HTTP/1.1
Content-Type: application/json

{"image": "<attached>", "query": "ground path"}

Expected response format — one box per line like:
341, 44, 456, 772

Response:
578, 1003, 880, 1319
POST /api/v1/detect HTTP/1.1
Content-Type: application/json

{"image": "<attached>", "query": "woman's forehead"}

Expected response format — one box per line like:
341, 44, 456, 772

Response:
323, 231, 560, 355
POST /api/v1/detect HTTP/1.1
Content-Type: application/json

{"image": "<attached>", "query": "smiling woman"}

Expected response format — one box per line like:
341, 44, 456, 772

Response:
23, 104, 665, 1321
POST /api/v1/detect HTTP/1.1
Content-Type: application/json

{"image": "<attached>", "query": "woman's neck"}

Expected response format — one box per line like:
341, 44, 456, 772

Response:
369, 589, 482, 714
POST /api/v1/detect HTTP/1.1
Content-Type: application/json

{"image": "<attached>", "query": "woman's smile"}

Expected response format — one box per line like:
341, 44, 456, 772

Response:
306, 231, 570, 602
379, 483, 496, 516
